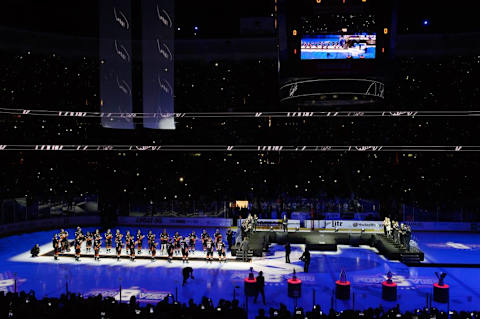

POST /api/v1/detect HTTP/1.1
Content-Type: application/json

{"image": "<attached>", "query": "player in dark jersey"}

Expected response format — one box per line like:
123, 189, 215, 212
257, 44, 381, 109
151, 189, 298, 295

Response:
205, 237, 214, 262
150, 239, 158, 261
147, 231, 154, 255
201, 230, 209, 251
53, 234, 60, 260
74, 236, 82, 261
181, 237, 189, 263
129, 238, 136, 262
217, 240, 226, 262
160, 229, 169, 255
85, 232, 93, 252
115, 229, 123, 244
60, 229, 70, 252
136, 230, 144, 254
125, 231, 132, 255
214, 229, 222, 245
215, 233, 223, 248
75, 226, 83, 239
115, 232, 123, 261
189, 231, 197, 254
105, 229, 113, 253
94, 235, 101, 261
167, 238, 174, 262
173, 232, 181, 255
94, 229, 102, 253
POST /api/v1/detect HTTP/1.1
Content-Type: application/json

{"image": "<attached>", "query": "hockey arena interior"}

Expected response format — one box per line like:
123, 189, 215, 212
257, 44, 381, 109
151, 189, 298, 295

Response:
1, 0, 480, 318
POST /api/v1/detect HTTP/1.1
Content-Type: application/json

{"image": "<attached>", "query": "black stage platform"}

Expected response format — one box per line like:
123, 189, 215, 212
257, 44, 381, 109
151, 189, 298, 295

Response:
42, 250, 240, 262
231, 231, 424, 263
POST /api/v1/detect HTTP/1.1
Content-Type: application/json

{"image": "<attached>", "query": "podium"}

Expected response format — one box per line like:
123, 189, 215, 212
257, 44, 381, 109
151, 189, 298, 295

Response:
244, 277, 257, 297
433, 283, 449, 303
335, 280, 351, 300
382, 281, 397, 301
287, 278, 302, 298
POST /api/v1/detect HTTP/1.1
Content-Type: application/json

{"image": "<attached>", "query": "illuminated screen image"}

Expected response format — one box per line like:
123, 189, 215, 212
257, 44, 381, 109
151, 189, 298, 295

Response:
301, 34, 376, 60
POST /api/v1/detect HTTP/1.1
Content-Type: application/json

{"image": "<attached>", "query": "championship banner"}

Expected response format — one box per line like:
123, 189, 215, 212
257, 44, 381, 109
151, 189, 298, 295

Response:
99, 0, 135, 129
142, 0, 175, 130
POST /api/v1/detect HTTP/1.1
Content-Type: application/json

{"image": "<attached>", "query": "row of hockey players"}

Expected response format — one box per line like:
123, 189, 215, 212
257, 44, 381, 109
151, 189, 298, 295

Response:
52, 227, 227, 262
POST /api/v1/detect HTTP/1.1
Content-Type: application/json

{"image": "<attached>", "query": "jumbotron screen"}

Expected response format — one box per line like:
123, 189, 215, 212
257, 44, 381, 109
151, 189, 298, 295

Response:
300, 34, 376, 60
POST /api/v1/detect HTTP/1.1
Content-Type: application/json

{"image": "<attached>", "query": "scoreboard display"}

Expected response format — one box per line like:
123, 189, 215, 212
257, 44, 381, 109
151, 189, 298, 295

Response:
277, 0, 389, 105
301, 34, 376, 60
278, 0, 390, 77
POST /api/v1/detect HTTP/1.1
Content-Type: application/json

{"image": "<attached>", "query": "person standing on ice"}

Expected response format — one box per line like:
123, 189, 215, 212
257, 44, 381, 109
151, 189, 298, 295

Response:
285, 242, 291, 263
282, 215, 288, 232
300, 248, 310, 272
182, 267, 194, 286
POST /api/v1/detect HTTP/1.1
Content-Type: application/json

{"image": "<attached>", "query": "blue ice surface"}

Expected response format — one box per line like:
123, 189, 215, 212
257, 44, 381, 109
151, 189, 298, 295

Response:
2, 228, 480, 318
413, 231, 480, 264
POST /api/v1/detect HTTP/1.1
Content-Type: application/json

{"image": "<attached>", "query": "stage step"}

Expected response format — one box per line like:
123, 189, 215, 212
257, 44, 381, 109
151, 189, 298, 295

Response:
235, 249, 253, 261
400, 254, 421, 263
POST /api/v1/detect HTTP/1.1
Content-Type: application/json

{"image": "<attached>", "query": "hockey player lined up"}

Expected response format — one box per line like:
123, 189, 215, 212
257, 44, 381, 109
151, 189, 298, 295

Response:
85, 232, 93, 252
115, 230, 123, 261
75, 226, 83, 239
181, 237, 189, 263
189, 231, 197, 254
115, 237, 123, 261
150, 233, 156, 254
53, 234, 60, 260
115, 230, 123, 246
174, 232, 182, 255
167, 238, 175, 262
105, 229, 113, 253
217, 240, 226, 262
129, 238, 136, 261
74, 236, 82, 261
94, 235, 101, 261
147, 231, 154, 255
60, 229, 70, 252
150, 240, 158, 261
125, 231, 132, 255
94, 229, 102, 252
160, 229, 169, 255
214, 229, 222, 245
205, 237, 214, 262
136, 230, 144, 254
201, 230, 209, 251
50, 227, 231, 262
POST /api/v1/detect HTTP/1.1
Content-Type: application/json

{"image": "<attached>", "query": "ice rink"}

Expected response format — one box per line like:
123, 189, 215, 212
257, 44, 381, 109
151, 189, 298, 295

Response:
2, 227, 480, 317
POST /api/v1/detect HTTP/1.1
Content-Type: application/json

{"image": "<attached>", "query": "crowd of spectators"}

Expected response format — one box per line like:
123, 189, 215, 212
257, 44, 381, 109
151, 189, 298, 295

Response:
301, 12, 376, 35
2, 291, 480, 319
0, 291, 247, 319
0, 52, 277, 114
0, 51, 480, 223
0, 52, 99, 112
175, 60, 277, 112
388, 56, 480, 109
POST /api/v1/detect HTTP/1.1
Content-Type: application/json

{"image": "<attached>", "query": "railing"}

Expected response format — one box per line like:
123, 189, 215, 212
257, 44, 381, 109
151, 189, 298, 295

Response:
402, 204, 480, 222
0, 194, 98, 225
128, 200, 228, 217
2, 194, 479, 226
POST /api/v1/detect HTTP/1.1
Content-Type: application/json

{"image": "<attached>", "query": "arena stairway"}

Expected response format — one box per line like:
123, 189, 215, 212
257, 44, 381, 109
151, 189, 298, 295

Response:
235, 248, 253, 261
376, 234, 423, 263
